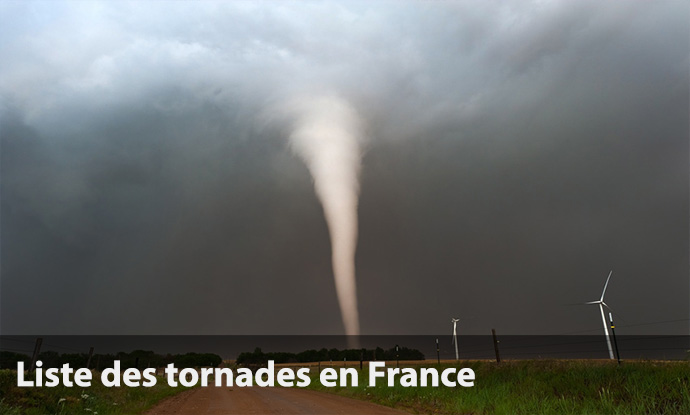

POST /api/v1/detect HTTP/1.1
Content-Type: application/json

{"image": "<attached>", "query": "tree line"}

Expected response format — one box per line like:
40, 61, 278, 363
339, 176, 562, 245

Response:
236, 346, 424, 365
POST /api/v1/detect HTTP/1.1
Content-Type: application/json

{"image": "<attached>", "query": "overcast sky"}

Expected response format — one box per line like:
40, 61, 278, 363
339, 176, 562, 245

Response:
1, 1, 688, 336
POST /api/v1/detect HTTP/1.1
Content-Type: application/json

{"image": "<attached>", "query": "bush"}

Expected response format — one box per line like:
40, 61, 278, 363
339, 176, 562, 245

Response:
0, 353, 29, 370
236, 346, 424, 365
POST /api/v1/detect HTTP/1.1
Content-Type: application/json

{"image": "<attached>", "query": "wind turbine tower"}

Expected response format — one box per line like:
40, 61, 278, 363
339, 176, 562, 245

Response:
586, 271, 614, 360
451, 318, 460, 361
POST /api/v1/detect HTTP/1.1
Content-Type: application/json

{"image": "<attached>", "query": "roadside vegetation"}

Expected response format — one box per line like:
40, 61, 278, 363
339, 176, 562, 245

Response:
0, 369, 191, 415
306, 360, 690, 414
0, 349, 221, 414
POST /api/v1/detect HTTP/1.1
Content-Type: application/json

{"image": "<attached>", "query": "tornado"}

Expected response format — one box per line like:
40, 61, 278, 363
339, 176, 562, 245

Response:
288, 95, 362, 336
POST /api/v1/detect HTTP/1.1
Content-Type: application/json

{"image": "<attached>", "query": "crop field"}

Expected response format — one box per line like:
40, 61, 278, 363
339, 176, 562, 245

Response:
304, 360, 690, 414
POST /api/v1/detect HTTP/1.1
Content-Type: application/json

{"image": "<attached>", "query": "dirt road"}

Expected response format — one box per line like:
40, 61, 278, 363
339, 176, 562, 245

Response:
146, 386, 412, 414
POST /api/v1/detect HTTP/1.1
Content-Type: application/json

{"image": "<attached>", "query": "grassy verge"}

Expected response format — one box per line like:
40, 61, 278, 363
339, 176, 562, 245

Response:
0, 370, 191, 415
305, 360, 690, 414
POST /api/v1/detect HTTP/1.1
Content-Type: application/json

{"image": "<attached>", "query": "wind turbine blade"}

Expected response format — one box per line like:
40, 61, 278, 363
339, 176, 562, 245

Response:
600, 270, 612, 301
585, 301, 601, 305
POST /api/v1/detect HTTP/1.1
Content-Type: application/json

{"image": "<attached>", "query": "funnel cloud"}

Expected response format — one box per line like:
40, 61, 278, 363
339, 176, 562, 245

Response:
0, 1, 687, 336
288, 95, 363, 336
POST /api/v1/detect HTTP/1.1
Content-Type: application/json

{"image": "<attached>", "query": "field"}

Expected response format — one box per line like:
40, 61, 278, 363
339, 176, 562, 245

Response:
0, 370, 190, 415
2, 360, 689, 414
303, 360, 690, 414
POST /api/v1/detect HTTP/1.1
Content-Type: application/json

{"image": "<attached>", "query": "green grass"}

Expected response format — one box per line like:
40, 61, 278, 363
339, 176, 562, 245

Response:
305, 360, 690, 414
0, 370, 191, 415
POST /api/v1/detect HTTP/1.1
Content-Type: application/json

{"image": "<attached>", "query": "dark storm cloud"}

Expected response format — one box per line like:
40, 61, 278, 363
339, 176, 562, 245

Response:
1, 1, 687, 335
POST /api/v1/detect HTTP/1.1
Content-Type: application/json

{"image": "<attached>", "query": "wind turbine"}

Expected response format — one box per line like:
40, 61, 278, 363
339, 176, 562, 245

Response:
585, 271, 614, 360
451, 318, 460, 361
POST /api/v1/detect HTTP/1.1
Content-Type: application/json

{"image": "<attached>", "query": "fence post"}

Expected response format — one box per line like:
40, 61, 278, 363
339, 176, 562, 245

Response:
86, 347, 95, 369
29, 337, 43, 373
609, 313, 621, 365
492, 329, 501, 364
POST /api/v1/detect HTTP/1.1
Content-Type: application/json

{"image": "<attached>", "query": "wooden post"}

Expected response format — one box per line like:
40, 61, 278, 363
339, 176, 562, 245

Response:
29, 337, 43, 373
491, 329, 501, 363
85, 347, 94, 369
609, 313, 621, 365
